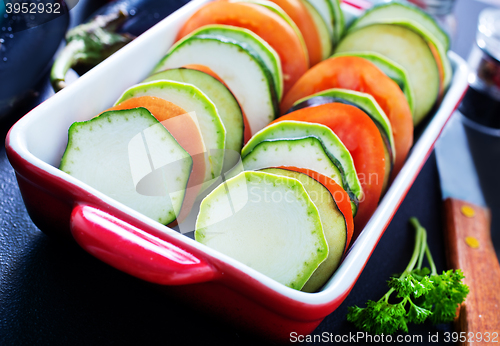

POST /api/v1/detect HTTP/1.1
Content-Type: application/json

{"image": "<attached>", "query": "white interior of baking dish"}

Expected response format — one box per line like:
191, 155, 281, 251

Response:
7, 0, 469, 306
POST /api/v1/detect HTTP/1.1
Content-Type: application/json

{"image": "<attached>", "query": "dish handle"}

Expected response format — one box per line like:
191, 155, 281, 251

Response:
70, 204, 220, 285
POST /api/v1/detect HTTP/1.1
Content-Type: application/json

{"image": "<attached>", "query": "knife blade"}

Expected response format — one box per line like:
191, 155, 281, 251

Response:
435, 111, 500, 343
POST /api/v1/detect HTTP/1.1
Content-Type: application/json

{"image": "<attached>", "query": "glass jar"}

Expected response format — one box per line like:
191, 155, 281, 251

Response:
459, 8, 500, 130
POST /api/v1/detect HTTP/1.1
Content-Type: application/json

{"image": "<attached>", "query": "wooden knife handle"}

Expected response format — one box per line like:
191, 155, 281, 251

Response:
443, 198, 500, 345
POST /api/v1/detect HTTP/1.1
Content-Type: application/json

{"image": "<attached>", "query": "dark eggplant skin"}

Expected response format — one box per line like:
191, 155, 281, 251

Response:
284, 96, 361, 115
50, 0, 191, 91
0, 2, 69, 117
90, 0, 191, 36
287, 96, 395, 175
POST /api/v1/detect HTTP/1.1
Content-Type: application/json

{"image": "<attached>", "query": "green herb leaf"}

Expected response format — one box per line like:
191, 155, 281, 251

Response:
389, 273, 433, 298
346, 218, 470, 334
347, 299, 409, 335
407, 299, 432, 324
420, 269, 469, 324
411, 267, 431, 280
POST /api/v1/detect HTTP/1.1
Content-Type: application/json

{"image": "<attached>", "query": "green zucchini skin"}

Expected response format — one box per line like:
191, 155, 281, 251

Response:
60, 108, 193, 225
303, 0, 336, 45
186, 24, 284, 101
153, 34, 279, 135
144, 68, 244, 170
336, 23, 440, 124
290, 88, 396, 192
332, 51, 414, 114
242, 136, 359, 216
347, 1, 450, 51
329, 0, 345, 44
301, 0, 333, 59
114, 79, 226, 185
195, 170, 328, 291
261, 167, 347, 292
242, 120, 361, 213
293, 89, 395, 162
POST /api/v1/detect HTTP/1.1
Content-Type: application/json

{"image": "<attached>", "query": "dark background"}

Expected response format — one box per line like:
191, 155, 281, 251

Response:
1, 0, 498, 345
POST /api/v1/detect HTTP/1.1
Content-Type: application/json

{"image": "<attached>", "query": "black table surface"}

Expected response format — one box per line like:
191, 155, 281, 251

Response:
1, 0, 498, 345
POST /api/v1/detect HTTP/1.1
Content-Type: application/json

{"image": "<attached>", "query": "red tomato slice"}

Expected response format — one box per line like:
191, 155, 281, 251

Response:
104, 96, 205, 224
280, 55, 413, 178
266, 0, 322, 66
176, 1, 309, 94
272, 102, 386, 233
277, 166, 354, 252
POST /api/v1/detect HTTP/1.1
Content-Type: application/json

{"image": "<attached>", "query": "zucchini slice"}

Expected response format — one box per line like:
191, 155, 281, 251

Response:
233, 0, 309, 67
261, 168, 347, 292
195, 171, 327, 290
303, 0, 336, 45
392, 20, 452, 94
329, 0, 344, 44
290, 88, 395, 192
153, 35, 278, 135
60, 108, 192, 225
144, 68, 244, 169
300, 0, 333, 59
348, 1, 450, 51
240, 137, 353, 211
115, 80, 225, 185
333, 51, 414, 114
336, 23, 440, 124
186, 24, 284, 101
242, 120, 361, 214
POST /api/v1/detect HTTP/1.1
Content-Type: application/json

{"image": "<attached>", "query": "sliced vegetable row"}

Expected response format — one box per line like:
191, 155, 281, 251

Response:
58, 0, 452, 293
336, 1, 452, 125
191, 0, 451, 290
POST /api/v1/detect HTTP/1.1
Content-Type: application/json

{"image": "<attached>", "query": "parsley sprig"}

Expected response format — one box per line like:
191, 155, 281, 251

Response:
347, 217, 469, 334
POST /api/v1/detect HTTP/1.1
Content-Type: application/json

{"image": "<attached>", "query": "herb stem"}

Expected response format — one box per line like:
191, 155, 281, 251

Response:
347, 217, 469, 334
402, 218, 424, 277
425, 245, 438, 276
417, 226, 427, 270
409, 217, 427, 270
382, 287, 396, 303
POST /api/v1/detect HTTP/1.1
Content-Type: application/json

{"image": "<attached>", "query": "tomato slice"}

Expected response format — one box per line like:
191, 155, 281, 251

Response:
272, 102, 386, 233
105, 96, 205, 224
266, 0, 322, 66
277, 166, 354, 252
280, 55, 413, 178
182, 64, 252, 144
176, 1, 309, 94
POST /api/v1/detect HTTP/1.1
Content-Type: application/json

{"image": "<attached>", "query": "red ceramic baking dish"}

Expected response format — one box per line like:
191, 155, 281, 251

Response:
5, 0, 468, 342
